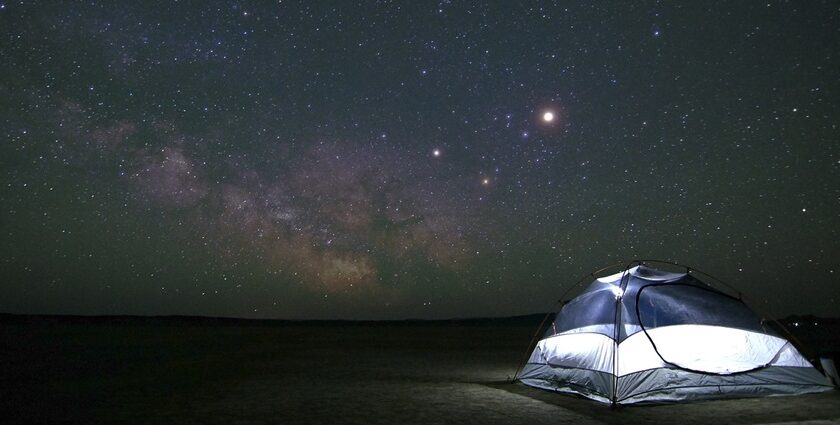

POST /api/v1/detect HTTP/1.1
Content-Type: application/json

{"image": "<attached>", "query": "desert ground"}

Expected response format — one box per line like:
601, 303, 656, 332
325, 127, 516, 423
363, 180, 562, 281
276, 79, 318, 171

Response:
1, 315, 837, 425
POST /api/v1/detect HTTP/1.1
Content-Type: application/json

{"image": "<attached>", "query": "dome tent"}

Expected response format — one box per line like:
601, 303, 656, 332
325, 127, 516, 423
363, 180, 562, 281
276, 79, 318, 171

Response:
515, 261, 833, 405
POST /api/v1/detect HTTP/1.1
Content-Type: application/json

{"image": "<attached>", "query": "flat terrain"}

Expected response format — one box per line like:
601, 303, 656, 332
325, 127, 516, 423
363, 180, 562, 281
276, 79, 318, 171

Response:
0, 316, 838, 425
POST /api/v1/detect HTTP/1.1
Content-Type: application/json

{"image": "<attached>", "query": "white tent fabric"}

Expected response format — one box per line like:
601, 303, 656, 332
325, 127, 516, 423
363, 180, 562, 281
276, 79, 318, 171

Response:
517, 264, 833, 404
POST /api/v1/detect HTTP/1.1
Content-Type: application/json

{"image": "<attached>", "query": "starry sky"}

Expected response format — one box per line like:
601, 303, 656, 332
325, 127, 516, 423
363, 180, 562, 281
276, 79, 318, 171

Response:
1, 1, 838, 319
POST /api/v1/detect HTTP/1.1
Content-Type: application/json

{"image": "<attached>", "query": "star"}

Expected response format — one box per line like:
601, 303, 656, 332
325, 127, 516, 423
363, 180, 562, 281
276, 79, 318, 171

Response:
432, 149, 441, 157
543, 111, 554, 122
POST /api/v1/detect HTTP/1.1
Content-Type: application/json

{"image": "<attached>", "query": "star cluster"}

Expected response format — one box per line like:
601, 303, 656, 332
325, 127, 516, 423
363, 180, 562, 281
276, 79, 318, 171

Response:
1, 1, 838, 318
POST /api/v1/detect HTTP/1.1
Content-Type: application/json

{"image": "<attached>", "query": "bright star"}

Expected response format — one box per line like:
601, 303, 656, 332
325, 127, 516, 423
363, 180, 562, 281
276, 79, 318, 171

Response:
543, 111, 554, 122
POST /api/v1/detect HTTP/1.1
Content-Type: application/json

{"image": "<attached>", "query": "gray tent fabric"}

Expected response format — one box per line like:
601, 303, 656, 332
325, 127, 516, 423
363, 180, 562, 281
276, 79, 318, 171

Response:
517, 264, 833, 404
821, 357, 839, 387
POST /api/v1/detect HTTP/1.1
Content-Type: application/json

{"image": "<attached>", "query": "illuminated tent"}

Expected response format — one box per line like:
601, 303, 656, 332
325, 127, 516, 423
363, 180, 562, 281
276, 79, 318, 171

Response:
516, 263, 833, 405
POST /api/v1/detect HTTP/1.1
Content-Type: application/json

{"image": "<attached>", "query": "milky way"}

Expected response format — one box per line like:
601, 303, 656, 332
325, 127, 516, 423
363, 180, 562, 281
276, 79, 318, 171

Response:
1, 1, 838, 318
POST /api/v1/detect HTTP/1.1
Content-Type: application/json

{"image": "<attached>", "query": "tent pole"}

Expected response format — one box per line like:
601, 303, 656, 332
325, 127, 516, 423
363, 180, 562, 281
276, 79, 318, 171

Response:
615, 260, 643, 406
611, 261, 636, 407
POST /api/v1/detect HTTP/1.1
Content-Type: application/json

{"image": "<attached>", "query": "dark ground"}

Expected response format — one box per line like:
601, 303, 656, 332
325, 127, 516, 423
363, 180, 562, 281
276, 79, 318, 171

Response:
0, 314, 837, 425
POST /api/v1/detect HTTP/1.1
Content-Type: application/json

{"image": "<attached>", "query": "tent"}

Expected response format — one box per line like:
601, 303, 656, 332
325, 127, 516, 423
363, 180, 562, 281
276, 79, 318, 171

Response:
515, 262, 834, 405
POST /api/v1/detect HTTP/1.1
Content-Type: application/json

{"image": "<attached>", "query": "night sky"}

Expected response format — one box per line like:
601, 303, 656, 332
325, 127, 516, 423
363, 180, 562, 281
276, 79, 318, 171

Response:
1, 1, 838, 319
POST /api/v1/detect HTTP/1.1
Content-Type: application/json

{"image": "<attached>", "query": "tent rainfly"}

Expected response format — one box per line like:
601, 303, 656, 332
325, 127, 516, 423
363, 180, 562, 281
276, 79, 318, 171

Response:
516, 263, 834, 405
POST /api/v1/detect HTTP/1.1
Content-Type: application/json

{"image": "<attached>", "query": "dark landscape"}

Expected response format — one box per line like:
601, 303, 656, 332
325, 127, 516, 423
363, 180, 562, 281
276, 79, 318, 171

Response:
2, 314, 837, 425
